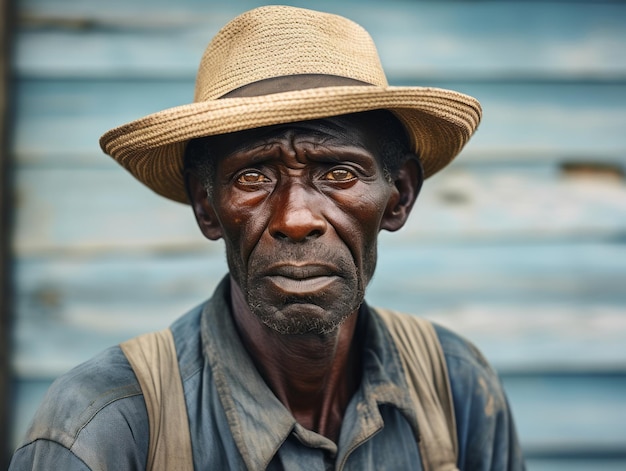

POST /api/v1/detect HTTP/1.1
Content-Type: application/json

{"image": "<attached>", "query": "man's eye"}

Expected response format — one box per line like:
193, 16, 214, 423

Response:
237, 171, 270, 184
324, 168, 356, 181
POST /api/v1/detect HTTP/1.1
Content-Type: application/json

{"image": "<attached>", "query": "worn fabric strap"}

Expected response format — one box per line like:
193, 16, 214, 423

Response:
375, 308, 459, 471
120, 328, 193, 471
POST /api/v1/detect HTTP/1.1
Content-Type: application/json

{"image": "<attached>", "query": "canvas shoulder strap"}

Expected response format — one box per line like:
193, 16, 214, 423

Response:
375, 307, 459, 471
120, 328, 194, 471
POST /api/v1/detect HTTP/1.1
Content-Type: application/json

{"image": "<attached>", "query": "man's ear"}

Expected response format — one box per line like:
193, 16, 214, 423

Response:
380, 154, 423, 232
185, 171, 223, 241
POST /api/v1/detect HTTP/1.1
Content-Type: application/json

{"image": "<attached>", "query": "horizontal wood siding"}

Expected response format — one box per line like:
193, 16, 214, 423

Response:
1, 0, 14, 466
15, 0, 626, 79
9, 0, 626, 466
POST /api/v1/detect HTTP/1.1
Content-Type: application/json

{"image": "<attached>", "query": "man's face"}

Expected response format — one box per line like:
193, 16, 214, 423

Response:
200, 114, 402, 335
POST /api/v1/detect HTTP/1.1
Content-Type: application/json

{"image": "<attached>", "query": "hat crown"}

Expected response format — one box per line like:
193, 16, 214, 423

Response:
194, 6, 388, 102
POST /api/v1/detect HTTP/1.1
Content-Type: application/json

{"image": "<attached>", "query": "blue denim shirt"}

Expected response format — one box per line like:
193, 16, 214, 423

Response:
11, 278, 525, 470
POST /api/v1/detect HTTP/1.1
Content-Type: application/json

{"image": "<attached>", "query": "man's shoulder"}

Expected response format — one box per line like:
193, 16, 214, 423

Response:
370, 306, 493, 374
429, 323, 525, 468
22, 302, 208, 448
11, 302, 209, 469
431, 322, 495, 375
430, 322, 515, 439
22, 345, 143, 449
11, 345, 153, 469
372, 307, 503, 396
430, 321, 505, 399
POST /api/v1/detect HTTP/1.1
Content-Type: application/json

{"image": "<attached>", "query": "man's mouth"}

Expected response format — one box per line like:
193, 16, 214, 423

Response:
264, 264, 341, 295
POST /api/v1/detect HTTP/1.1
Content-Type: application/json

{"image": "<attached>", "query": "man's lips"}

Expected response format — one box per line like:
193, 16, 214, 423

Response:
263, 263, 341, 295
269, 263, 337, 278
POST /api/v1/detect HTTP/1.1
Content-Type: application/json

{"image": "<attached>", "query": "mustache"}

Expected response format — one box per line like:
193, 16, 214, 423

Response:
249, 244, 355, 276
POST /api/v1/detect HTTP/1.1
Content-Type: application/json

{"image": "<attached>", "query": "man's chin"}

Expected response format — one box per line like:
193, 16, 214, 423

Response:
253, 302, 357, 336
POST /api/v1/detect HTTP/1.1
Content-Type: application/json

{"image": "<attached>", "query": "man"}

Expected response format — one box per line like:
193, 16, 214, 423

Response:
11, 6, 525, 470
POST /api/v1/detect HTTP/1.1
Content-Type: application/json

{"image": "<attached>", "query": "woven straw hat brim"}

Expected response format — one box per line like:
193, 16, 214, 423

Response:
100, 85, 481, 204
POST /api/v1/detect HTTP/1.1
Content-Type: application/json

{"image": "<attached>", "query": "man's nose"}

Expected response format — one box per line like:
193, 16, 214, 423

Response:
268, 182, 327, 242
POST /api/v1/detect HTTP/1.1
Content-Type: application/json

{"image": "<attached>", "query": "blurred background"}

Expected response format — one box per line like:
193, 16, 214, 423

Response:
2, 0, 626, 469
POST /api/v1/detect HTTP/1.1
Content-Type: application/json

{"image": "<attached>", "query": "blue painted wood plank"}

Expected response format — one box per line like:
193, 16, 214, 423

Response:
12, 79, 626, 166
13, 166, 202, 254
527, 460, 626, 471
15, 0, 626, 79
502, 373, 626, 450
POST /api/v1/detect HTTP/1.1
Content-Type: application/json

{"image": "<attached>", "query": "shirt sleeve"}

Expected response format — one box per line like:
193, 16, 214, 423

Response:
10, 439, 92, 471
434, 324, 527, 471
9, 346, 150, 470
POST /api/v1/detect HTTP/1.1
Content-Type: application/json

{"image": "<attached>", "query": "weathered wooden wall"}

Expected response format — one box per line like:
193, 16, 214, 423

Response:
1, 0, 15, 467
9, 1, 626, 469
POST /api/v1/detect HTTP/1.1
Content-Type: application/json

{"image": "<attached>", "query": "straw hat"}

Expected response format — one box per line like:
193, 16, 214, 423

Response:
100, 5, 482, 204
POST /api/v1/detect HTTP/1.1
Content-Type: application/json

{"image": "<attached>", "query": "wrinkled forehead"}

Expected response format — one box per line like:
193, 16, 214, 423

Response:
204, 110, 404, 163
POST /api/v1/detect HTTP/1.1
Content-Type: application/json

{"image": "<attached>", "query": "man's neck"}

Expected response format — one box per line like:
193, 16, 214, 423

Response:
229, 280, 362, 443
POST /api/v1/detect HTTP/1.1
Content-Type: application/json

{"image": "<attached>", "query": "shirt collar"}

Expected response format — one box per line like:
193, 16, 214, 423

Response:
200, 277, 415, 469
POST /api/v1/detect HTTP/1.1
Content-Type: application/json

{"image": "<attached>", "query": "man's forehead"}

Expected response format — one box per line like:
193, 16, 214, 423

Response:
205, 113, 383, 160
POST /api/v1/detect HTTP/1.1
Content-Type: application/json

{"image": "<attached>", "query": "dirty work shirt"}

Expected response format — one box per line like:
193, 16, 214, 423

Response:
10, 277, 525, 470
